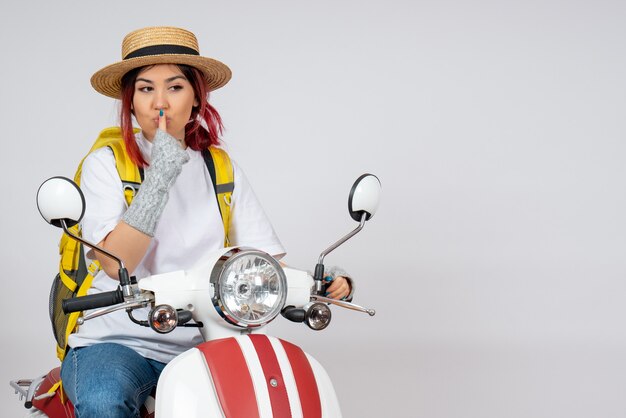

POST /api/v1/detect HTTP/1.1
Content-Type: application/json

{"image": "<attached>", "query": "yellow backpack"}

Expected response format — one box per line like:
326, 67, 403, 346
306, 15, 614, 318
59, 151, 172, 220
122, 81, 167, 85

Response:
50, 127, 234, 361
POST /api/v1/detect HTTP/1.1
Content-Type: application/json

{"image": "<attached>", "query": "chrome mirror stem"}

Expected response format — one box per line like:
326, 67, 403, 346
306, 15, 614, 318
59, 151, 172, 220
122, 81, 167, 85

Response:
317, 212, 367, 265
314, 212, 367, 294
60, 219, 125, 269
60, 219, 134, 298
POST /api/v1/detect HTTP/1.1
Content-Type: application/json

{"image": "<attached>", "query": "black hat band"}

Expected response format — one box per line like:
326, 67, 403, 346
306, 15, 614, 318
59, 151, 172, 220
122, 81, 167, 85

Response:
124, 44, 200, 60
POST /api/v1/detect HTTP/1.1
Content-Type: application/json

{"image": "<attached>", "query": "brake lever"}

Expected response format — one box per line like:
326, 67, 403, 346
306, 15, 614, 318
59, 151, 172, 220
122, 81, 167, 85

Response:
77, 293, 154, 324
310, 295, 376, 316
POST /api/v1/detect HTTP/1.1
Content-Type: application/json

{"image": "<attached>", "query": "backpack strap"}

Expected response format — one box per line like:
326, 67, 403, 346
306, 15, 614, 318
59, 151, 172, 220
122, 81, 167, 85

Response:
202, 147, 235, 247
56, 128, 142, 361
73, 127, 143, 206
107, 140, 143, 206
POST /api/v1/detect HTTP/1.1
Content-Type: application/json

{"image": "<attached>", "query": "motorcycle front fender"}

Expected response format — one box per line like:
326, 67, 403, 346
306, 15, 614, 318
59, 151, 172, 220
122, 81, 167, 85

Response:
155, 335, 341, 418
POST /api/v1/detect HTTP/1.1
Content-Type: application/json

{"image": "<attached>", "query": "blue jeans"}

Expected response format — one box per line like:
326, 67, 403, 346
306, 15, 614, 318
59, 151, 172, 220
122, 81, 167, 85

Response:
60, 343, 166, 418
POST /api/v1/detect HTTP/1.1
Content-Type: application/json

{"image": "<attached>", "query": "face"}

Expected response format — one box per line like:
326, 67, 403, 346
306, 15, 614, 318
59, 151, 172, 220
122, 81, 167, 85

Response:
132, 64, 199, 141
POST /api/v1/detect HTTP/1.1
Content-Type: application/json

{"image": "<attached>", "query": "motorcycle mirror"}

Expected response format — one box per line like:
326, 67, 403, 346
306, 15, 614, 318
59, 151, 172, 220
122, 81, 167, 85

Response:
37, 177, 85, 228
348, 174, 381, 222
36, 176, 133, 294
313, 174, 381, 295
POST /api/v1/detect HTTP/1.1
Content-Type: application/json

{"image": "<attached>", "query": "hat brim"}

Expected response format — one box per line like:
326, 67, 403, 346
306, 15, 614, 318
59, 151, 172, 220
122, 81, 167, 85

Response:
90, 54, 232, 99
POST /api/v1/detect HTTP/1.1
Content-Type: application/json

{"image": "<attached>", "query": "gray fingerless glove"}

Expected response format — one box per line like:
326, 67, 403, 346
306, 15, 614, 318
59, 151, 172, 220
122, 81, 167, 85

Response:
122, 129, 190, 236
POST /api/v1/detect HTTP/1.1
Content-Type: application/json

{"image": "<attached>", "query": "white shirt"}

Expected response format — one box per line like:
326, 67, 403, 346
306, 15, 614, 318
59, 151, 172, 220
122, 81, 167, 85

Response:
68, 133, 285, 363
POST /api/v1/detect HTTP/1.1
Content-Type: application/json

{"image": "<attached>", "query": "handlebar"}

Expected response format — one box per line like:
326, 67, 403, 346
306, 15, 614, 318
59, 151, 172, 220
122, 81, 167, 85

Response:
62, 289, 124, 314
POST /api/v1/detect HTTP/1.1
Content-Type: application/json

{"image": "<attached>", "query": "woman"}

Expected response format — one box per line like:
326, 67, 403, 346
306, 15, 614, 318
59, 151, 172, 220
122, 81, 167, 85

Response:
60, 26, 352, 417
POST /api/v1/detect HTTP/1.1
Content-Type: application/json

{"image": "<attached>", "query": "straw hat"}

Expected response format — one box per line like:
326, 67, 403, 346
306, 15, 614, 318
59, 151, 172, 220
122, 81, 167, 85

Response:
91, 26, 231, 99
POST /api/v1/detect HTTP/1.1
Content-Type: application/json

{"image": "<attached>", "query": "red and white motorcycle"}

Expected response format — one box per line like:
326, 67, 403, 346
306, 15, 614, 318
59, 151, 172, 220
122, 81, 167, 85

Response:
11, 174, 381, 418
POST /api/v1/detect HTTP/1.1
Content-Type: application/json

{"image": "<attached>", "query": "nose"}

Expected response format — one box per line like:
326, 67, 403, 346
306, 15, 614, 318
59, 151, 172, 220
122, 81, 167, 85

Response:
154, 89, 169, 111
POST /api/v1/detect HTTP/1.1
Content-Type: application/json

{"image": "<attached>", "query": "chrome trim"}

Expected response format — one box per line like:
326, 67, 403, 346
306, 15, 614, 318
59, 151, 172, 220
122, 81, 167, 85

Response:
305, 302, 332, 330
149, 304, 178, 333
210, 247, 287, 328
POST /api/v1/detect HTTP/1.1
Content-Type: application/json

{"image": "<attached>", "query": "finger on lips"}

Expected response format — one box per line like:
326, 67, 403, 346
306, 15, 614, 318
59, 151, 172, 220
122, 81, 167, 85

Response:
159, 108, 167, 131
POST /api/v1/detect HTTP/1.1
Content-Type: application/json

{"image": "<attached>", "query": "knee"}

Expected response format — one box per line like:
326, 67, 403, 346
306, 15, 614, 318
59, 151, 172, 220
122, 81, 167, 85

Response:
73, 387, 140, 417
60, 344, 152, 417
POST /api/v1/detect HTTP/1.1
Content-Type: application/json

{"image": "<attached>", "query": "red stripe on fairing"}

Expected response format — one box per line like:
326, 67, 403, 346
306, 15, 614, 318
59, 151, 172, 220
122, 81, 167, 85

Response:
197, 338, 260, 418
249, 334, 292, 418
280, 339, 322, 418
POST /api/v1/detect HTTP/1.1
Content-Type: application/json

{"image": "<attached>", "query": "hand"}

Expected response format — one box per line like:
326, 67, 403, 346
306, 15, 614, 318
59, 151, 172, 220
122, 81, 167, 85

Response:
121, 109, 189, 237
150, 110, 189, 180
156, 107, 185, 148
325, 276, 351, 300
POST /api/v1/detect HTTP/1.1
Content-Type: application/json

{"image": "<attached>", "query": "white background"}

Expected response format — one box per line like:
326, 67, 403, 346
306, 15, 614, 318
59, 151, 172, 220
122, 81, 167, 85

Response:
2, 1, 626, 417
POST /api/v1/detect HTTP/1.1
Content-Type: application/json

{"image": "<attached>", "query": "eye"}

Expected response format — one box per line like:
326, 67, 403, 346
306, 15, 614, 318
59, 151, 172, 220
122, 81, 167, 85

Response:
169, 85, 184, 91
136, 85, 153, 93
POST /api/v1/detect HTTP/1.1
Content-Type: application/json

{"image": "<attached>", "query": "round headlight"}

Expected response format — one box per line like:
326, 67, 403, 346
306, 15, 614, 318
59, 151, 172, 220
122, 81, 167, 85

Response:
211, 249, 287, 328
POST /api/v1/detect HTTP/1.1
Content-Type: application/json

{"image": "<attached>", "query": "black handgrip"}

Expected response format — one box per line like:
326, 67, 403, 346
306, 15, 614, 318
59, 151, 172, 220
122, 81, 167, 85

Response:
62, 289, 124, 314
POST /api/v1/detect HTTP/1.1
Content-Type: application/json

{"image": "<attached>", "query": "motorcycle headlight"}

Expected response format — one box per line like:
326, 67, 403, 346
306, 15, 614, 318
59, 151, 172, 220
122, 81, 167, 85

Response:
211, 248, 287, 328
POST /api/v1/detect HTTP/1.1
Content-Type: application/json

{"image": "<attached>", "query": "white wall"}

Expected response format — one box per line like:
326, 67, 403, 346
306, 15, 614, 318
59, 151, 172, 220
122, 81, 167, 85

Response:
3, 1, 626, 417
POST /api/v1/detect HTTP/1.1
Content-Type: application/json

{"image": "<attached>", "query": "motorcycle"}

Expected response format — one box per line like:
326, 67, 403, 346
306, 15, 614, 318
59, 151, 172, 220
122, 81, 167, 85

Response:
11, 173, 381, 417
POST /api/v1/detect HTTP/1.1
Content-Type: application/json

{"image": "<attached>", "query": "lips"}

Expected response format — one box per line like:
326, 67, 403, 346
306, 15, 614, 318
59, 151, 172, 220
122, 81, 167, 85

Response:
153, 117, 172, 124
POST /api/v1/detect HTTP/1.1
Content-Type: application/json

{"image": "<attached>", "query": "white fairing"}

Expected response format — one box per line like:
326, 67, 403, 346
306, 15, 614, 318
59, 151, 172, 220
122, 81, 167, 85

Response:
139, 248, 314, 341
155, 348, 223, 417
283, 267, 314, 308
142, 247, 338, 417
36, 177, 84, 225
155, 337, 342, 418
139, 247, 232, 340
308, 354, 342, 418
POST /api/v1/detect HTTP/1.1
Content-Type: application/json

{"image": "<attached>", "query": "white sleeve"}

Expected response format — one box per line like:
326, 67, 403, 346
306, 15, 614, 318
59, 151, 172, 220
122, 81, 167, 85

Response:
79, 147, 127, 258
228, 162, 286, 258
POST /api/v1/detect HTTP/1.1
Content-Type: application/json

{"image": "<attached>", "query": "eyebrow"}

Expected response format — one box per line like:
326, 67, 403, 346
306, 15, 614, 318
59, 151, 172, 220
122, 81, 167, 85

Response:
135, 75, 188, 84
